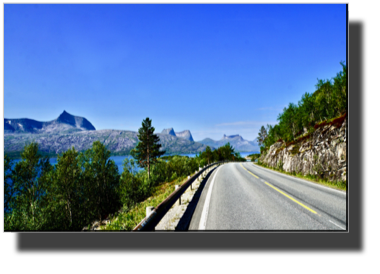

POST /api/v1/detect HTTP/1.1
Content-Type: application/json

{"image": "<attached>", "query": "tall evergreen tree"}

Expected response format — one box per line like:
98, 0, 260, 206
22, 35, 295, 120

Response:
131, 117, 165, 180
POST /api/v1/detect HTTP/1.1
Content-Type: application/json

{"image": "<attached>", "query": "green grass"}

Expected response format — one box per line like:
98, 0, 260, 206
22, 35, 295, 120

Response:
254, 162, 346, 191
101, 176, 188, 231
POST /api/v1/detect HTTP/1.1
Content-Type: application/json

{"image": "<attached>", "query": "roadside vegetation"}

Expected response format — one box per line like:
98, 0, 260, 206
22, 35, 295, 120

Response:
257, 62, 347, 152
254, 62, 347, 190
4, 118, 245, 231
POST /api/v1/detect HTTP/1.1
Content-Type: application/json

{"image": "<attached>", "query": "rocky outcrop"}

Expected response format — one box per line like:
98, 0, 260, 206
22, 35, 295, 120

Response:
161, 128, 176, 137
175, 130, 194, 142
161, 128, 195, 142
260, 118, 346, 182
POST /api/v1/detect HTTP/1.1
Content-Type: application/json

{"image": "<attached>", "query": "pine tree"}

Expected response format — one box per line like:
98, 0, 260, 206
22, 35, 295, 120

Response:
131, 118, 165, 180
256, 126, 268, 147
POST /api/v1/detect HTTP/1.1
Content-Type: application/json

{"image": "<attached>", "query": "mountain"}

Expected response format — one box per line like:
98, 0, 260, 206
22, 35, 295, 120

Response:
161, 128, 176, 137
4, 110, 95, 134
198, 134, 259, 152
4, 112, 208, 157
4, 130, 208, 157
161, 127, 194, 142
175, 130, 194, 142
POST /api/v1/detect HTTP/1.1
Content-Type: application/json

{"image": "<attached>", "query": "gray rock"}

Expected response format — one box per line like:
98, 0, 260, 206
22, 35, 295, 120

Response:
161, 128, 176, 136
175, 130, 194, 142
259, 118, 347, 182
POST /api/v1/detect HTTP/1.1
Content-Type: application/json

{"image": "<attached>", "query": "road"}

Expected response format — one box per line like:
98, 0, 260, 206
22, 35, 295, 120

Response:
188, 162, 347, 230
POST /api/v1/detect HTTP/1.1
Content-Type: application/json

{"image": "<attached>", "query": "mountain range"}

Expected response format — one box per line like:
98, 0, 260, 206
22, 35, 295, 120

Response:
4, 111, 207, 157
5, 110, 95, 134
198, 134, 259, 152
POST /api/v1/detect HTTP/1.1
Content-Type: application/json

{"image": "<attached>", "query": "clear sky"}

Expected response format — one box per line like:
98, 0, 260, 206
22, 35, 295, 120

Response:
4, 4, 346, 141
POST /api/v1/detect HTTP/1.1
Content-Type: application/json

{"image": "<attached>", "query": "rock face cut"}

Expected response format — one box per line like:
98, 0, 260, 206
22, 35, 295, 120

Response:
4, 110, 96, 134
259, 118, 347, 182
175, 130, 194, 142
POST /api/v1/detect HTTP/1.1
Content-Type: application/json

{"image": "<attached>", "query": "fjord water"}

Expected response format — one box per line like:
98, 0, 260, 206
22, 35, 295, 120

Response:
12, 154, 190, 174
12, 155, 138, 174
11, 152, 256, 174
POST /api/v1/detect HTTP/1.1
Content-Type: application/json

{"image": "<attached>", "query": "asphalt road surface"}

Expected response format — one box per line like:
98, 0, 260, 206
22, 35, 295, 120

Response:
188, 162, 347, 230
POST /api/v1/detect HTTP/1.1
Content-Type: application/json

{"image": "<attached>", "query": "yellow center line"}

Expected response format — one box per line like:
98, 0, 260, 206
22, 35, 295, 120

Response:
264, 181, 318, 214
240, 164, 259, 178
239, 164, 318, 215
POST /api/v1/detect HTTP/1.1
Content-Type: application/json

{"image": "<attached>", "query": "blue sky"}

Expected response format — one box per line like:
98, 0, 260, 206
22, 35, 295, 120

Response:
4, 4, 346, 141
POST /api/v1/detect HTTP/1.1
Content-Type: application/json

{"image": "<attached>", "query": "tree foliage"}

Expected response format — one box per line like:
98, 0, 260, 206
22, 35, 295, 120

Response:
4, 141, 120, 231
257, 62, 347, 151
131, 117, 165, 179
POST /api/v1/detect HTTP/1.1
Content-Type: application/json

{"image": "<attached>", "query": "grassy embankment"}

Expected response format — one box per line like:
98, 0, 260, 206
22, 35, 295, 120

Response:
101, 175, 188, 230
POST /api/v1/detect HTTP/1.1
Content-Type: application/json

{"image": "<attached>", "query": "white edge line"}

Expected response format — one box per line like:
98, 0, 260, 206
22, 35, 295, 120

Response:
250, 163, 346, 196
198, 165, 222, 230
329, 220, 346, 230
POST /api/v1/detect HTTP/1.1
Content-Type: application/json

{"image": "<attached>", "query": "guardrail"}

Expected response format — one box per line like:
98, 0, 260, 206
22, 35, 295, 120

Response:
133, 161, 228, 231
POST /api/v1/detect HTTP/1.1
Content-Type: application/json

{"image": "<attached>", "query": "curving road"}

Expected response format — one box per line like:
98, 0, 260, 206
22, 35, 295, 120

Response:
189, 162, 347, 230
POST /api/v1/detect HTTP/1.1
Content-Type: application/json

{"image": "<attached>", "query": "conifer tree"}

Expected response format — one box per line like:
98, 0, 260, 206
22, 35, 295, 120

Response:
204, 146, 213, 164
131, 118, 165, 180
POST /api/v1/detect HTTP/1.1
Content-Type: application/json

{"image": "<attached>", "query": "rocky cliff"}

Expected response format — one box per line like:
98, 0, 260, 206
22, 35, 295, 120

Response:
161, 128, 194, 142
259, 116, 346, 182
175, 130, 194, 142
161, 128, 176, 137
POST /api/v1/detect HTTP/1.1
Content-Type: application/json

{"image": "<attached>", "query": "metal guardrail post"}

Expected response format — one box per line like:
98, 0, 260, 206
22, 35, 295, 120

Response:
146, 206, 154, 218
175, 185, 181, 205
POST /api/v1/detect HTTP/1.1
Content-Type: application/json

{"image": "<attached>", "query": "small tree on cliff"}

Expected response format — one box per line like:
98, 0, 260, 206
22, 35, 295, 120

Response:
256, 126, 268, 147
131, 118, 165, 180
